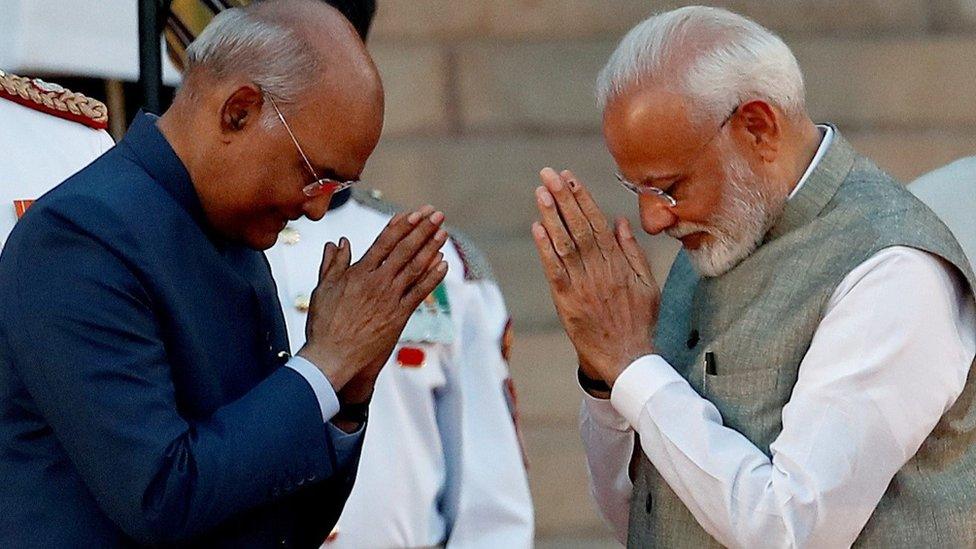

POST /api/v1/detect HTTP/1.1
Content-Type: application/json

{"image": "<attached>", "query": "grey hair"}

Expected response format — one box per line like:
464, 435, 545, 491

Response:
184, 5, 320, 126
596, 6, 805, 124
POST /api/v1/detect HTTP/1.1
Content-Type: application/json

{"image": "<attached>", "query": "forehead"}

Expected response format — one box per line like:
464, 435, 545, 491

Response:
289, 84, 384, 177
602, 87, 708, 173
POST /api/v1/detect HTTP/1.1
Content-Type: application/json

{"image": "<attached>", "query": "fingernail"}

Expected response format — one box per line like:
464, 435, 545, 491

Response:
437, 261, 449, 272
435, 229, 448, 241
430, 211, 445, 224
536, 187, 554, 207
420, 204, 435, 215
619, 219, 633, 238
408, 211, 422, 224
531, 223, 546, 239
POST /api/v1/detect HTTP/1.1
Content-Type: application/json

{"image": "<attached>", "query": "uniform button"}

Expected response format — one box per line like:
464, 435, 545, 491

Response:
294, 294, 310, 313
277, 351, 291, 361
645, 493, 653, 514
279, 537, 288, 546
308, 472, 317, 482
686, 329, 700, 349
280, 226, 301, 245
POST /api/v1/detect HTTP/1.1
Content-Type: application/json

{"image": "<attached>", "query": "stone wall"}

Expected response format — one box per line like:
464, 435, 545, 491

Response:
362, 1, 976, 544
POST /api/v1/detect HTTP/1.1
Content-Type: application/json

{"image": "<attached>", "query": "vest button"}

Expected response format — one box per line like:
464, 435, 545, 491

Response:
686, 329, 700, 349
645, 493, 653, 514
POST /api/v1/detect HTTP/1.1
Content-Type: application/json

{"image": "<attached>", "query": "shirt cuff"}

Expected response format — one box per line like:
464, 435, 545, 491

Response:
580, 380, 631, 432
327, 421, 365, 469
610, 354, 686, 427
286, 355, 340, 423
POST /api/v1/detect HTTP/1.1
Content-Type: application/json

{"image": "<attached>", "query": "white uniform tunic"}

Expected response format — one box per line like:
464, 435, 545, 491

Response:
266, 193, 534, 548
0, 93, 114, 248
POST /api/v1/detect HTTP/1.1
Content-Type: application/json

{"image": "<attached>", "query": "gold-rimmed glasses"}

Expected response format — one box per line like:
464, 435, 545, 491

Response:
266, 94, 361, 198
615, 105, 739, 208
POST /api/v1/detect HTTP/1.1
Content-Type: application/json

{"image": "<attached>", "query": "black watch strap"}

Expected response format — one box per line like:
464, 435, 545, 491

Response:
577, 368, 611, 394
333, 400, 370, 423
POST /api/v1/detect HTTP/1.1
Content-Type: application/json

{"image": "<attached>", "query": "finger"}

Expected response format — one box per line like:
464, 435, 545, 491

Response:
531, 222, 570, 290
318, 241, 338, 281
562, 169, 617, 258
381, 210, 445, 276
615, 218, 654, 283
535, 186, 584, 277
401, 260, 449, 311
359, 205, 435, 270
326, 237, 352, 282
394, 227, 448, 288
540, 168, 596, 254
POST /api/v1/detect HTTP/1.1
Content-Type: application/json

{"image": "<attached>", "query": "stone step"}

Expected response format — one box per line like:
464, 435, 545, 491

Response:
370, 0, 930, 40
446, 37, 976, 133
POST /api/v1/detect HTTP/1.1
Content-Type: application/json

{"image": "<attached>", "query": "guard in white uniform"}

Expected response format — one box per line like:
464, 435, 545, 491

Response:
267, 189, 534, 548
910, 158, 976, 273
0, 70, 113, 248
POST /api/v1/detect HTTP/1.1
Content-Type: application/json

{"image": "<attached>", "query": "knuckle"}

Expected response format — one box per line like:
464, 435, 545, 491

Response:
555, 241, 576, 258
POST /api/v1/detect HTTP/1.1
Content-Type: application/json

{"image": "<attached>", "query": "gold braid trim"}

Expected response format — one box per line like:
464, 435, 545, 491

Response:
0, 70, 108, 126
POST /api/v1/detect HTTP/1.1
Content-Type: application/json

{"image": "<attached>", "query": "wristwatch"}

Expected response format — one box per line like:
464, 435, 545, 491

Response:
333, 400, 370, 424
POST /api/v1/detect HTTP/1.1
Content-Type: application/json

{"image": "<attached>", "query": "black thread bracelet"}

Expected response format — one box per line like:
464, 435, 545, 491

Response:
577, 368, 611, 394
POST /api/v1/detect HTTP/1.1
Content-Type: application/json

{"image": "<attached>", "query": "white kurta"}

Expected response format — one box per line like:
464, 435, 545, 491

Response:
0, 96, 114, 248
266, 196, 534, 548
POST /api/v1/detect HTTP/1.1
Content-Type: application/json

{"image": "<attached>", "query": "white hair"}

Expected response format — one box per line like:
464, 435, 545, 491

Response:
184, 5, 320, 125
596, 6, 805, 123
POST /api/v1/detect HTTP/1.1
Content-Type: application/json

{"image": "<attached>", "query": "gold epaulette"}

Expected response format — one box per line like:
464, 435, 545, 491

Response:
0, 69, 108, 130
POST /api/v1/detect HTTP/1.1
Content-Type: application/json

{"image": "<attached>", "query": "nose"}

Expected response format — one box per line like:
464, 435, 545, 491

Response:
302, 191, 335, 221
638, 195, 678, 235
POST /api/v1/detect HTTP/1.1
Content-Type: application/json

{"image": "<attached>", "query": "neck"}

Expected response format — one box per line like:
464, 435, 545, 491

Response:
787, 118, 822, 191
157, 103, 215, 198
158, 108, 195, 180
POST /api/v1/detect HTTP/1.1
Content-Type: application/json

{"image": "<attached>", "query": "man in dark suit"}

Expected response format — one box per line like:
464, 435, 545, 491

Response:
0, 1, 449, 546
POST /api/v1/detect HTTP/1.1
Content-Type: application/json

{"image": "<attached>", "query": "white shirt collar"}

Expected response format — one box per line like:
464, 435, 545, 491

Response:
788, 124, 833, 200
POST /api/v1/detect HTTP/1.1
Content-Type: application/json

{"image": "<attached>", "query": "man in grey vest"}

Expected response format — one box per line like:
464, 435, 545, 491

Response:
529, 6, 976, 548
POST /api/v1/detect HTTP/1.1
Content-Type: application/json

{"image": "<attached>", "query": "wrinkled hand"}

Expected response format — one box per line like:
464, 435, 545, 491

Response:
531, 168, 660, 387
298, 206, 449, 404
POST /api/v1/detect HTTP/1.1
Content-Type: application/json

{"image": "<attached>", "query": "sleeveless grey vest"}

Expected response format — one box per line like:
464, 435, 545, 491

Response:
628, 130, 976, 548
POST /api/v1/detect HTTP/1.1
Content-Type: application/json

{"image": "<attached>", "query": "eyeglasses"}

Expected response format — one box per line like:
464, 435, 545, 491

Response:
266, 94, 361, 198
615, 105, 739, 208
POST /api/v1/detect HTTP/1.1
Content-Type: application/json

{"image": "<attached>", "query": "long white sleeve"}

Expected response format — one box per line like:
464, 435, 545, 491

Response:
579, 394, 634, 544
581, 246, 976, 547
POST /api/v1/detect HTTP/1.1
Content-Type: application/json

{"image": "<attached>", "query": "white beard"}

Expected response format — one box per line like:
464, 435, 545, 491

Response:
668, 145, 785, 278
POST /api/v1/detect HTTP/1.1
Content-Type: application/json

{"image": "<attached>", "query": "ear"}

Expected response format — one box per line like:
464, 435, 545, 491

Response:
219, 85, 264, 135
733, 100, 780, 162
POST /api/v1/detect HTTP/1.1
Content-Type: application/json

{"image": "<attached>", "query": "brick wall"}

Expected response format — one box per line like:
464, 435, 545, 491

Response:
362, 2, 976, 544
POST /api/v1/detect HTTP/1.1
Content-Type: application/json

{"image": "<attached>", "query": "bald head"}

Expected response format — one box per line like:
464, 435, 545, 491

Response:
159, 0, 385, 250
182, 0, 381, 120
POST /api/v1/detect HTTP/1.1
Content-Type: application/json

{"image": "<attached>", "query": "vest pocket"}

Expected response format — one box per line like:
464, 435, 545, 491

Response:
701, 366, 782, 453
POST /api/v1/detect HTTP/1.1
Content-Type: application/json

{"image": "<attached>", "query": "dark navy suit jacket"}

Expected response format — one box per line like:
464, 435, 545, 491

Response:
0, 113, 361, 547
